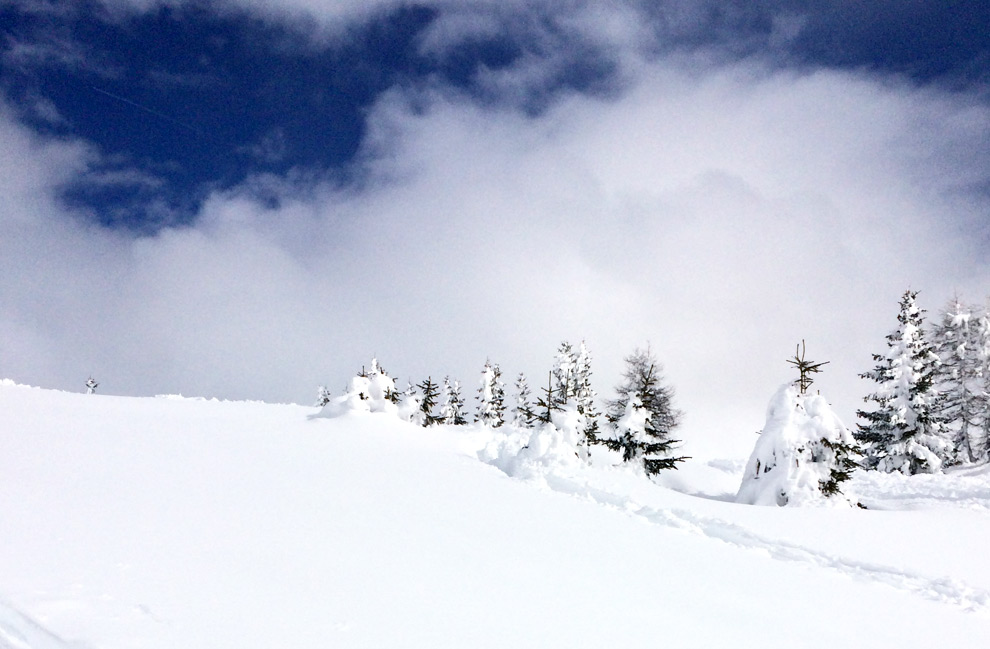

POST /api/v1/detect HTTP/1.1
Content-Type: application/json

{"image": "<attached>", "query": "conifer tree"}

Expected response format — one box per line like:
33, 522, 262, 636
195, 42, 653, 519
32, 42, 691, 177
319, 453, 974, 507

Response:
602, 347, 686, 474
855, 290, 951, 474
573, 342, 601, 446
511, 372, 535, 429
551, 341, 578, 409
533, 371, 562, 425
476, 360, 506, 428
315, 385, 332, 407
439, 377, 468, 425
417, 376, 442, 426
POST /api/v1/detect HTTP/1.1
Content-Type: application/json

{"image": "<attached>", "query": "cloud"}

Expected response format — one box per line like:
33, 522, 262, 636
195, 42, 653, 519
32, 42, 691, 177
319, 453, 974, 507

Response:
2, 8, 990, 459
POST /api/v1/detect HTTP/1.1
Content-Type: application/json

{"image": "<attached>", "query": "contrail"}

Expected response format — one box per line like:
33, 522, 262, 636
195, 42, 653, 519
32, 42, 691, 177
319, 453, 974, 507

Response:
91, 86, 202, 135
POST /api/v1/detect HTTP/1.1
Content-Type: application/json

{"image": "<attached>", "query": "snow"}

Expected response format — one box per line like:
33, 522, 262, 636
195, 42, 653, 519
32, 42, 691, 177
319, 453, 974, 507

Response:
3, 380, 990, 648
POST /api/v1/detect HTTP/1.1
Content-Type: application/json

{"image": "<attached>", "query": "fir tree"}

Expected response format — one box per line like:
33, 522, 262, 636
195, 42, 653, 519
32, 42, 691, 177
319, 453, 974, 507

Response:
439, 377, 468, 425
85, 377, 98, 395
476, 360, 506, 428
511, 372, 535, 429
602, 347, 686, 475
855, 290, 952, 474
416, 376, 442, 426
315, 385, 332, 407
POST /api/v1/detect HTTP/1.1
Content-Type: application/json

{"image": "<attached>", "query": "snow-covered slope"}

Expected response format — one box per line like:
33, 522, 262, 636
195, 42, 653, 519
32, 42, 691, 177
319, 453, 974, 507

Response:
2, 381, 990, 648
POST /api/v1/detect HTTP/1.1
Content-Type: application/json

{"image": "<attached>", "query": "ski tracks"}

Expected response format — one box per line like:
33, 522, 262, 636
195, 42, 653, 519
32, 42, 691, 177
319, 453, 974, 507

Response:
543, 473, 990, 615
0, 601, 73, 649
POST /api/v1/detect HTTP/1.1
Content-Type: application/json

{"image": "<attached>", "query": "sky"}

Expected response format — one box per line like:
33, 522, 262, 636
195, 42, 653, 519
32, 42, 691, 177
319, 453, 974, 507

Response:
2, 0, 990, 457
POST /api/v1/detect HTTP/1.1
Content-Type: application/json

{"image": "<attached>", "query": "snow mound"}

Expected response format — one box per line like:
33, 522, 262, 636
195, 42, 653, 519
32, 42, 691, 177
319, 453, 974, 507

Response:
737, 383, 858, 507
482, 417, 586, 482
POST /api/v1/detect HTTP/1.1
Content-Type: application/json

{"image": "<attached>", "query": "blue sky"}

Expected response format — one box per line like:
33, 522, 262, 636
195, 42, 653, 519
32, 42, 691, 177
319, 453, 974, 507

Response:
2, 0, 990, 456
5, 1, 987, 229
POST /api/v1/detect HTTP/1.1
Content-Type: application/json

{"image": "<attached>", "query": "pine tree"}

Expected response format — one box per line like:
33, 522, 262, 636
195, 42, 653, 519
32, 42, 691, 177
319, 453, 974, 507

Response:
476, 360, 505, 428
855, 290, 952, 474
931, 298, 985, 464
439, 377, 468, 425
602, 347, 686, 475
416, 376, 442, 426
315, 385, 332, 407
511, 372, 535, 429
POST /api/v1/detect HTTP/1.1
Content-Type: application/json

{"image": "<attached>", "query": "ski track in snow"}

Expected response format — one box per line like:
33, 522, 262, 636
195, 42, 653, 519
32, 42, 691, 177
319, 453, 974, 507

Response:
541, 473, 990, 615
0, 602, 72, 649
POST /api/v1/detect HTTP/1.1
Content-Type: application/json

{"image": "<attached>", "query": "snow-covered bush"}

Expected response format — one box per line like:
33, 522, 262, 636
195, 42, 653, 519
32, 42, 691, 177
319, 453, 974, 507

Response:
320, 359, 399, 417
482, 415, 586, 481
737, 383, 859, 507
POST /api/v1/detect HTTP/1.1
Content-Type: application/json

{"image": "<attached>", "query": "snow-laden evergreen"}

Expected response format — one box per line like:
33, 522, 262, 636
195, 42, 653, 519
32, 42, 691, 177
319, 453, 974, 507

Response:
416, 377, 442, 426
737, 383, 859, 507
547, 341, 599, 460
511, 372, 534, 429
856, 291, 952, 474
439, 376, 467, 425
475, 360, 505, 428
601, 347, 685, 474
932, 298, 987, 464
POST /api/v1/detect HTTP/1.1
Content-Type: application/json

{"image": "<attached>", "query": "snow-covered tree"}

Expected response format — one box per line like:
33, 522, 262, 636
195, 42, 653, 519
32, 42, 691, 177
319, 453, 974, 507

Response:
547, 341, 600, 458
439, 377, 468, 426
737, 383, 859, 506
573, 342, 600, 445
511, 372, 535, 429
416, 377, 442, 427
315, 385, 332, 407
476, 360, 506, 428
85, 377, 98, 395
533, 371, 562, 425
855, 291, 951, 474
602, 347, 685, 475
931, 298, 987, 464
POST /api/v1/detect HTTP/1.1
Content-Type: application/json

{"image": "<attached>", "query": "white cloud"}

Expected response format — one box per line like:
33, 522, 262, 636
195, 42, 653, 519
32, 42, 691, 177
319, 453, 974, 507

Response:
3, 26, 990, 459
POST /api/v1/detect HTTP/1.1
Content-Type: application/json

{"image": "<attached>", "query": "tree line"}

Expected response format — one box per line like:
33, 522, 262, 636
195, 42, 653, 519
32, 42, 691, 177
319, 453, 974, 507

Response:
319, 341, 687, 476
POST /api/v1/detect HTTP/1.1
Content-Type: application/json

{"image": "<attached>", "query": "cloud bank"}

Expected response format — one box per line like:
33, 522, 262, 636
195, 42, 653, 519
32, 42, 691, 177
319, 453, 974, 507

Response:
2, 2, 989, 458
